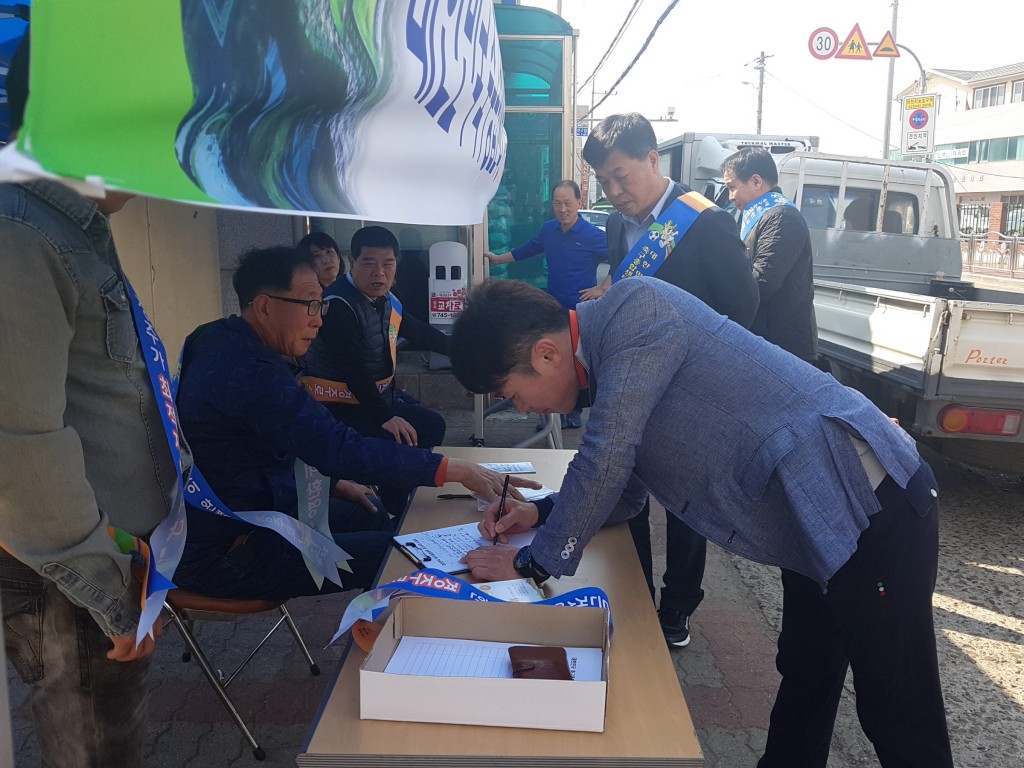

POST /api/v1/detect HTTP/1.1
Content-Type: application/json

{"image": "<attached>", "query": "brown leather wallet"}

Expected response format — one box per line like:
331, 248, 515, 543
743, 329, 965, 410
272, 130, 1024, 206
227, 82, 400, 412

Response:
508, 645, 573, 680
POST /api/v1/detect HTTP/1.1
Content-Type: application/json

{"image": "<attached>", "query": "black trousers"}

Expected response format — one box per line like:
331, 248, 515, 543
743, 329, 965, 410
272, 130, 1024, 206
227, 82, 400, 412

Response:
758, 471, 953, 768
175, 498, 393, 599
628, 498, 707, 616
327, 399, 446, 517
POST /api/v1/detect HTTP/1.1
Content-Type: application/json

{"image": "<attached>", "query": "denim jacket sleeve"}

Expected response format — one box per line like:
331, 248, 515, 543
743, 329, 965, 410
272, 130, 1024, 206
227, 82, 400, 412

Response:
0, 219, 138, 638
529, 283, 689, 576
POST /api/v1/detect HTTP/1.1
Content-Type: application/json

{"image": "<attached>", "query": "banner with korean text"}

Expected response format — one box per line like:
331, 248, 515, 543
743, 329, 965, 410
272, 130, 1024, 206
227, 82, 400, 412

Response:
1, 0, 505, 224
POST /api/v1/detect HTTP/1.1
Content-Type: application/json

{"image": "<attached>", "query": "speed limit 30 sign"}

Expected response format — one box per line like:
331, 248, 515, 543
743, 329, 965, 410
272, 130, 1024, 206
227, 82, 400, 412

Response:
808, 27, 838, 59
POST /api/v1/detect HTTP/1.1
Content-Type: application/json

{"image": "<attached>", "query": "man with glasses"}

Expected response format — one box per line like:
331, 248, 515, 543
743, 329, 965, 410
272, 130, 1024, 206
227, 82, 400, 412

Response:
173, 246, 533, 601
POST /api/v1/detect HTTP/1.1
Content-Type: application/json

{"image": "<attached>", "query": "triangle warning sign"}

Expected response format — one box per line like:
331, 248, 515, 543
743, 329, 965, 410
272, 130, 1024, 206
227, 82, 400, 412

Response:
836, 23, 872, 60
873, 31, 900, 58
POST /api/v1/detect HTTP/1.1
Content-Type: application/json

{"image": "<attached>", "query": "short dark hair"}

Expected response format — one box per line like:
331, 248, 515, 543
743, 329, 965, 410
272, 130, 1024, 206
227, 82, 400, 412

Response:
721, 147, 779, 186
552, 179, 581, 200
450, 280, 568, 394
7, 32, 30, 136
582, 113, 657, 169
297, 231, 341, 254
351, 225, 400, 260
232, 246, 315, 308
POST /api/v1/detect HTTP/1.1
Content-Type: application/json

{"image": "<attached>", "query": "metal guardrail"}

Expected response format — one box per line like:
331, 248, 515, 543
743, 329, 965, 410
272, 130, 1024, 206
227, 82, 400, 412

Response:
960, 232, 1024, 278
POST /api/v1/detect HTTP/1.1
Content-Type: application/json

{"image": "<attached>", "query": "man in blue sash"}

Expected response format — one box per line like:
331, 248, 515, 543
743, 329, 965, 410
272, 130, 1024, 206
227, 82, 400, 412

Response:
0, 36, 181, 767
303, 226, 451, 517
453, 278, 953, 768
722, 147, 817, 362
173, 246, 516, 600
582, 112, 759, 648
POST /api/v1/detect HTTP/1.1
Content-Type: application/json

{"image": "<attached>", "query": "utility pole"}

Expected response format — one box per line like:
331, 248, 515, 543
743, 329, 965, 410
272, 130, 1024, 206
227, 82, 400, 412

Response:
882, 0, 899, 158
753, 51, 772, 134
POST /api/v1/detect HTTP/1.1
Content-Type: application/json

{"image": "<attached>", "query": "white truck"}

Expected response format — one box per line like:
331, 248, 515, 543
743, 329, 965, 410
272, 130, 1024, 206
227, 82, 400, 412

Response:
658, 133, 1024, 474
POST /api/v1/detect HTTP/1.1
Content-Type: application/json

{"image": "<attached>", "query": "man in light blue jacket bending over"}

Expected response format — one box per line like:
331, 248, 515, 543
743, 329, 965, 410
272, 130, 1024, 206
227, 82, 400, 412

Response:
451, 277, 953, 768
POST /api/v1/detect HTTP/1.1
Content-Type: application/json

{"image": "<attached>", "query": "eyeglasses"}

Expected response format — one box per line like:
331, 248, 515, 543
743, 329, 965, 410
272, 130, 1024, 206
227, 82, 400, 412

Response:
262, 295, 329, 317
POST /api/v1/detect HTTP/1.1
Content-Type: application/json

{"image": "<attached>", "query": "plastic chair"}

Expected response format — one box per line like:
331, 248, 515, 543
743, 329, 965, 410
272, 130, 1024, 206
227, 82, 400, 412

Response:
163, 590, 320, 761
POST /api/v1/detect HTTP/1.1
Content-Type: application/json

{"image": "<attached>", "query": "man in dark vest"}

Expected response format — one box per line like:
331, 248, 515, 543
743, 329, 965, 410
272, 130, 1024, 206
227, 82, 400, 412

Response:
303, 225, 450, 517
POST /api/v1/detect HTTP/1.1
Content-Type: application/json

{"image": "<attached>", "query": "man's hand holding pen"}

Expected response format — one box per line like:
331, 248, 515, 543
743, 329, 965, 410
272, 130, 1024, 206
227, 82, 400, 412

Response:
462, 494, 541, 580
477, 497, 540, 543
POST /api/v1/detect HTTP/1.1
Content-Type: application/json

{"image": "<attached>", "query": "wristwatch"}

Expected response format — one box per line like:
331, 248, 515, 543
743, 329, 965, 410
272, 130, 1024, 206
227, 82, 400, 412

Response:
513, 545, 551, 585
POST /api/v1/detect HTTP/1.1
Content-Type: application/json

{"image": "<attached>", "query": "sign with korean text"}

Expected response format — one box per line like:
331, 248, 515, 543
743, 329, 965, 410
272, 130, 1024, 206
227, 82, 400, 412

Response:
2, 0, 506, 225
901, 94, 937, 155
430, 292, 466, 321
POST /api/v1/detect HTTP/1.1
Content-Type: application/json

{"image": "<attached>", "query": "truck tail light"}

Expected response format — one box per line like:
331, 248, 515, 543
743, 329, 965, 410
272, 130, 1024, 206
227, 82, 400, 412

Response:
938, 405, 1022, 436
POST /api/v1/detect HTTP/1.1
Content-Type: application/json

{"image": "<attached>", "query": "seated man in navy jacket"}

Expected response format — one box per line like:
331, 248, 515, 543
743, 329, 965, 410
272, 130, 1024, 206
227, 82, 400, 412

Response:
451, 278, 952, 768
173, 247, 531, 600
303, 225, 451, 517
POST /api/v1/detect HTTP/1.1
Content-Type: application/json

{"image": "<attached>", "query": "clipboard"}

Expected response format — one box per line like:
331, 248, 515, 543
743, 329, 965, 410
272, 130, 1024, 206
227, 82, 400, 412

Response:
393, 522, 535, 574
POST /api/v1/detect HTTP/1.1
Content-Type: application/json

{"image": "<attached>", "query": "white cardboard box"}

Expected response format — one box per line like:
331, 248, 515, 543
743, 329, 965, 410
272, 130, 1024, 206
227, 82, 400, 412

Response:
359, 597, 610, 732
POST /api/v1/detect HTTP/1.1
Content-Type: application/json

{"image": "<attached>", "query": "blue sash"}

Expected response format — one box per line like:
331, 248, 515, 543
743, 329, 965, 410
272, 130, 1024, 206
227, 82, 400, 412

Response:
330, 568, 612, 645
125, 282, 353, 642
612, 191, 715, 282
739, 190, 797, 239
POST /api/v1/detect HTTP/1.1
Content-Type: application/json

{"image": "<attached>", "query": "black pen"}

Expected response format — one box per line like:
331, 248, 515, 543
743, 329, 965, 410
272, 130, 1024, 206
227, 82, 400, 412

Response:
437, 493, 474, 500
493, 474, 511, 545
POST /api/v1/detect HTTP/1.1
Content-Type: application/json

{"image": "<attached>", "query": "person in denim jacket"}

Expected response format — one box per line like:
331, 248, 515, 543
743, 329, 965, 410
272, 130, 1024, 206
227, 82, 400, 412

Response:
0, 36, 185, 767
452, 278, 953, 768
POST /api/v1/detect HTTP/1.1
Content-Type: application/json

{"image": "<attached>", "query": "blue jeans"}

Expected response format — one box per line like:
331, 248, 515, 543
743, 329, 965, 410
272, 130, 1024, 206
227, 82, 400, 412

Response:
1, 551, 150, 768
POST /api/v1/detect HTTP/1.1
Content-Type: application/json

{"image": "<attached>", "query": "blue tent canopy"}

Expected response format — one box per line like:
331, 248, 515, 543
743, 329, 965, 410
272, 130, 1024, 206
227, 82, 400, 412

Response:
0, 2, 30, 143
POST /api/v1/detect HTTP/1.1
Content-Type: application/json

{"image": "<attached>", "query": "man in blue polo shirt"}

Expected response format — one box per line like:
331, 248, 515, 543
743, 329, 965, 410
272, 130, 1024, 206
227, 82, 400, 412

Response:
486, 179, 607, 428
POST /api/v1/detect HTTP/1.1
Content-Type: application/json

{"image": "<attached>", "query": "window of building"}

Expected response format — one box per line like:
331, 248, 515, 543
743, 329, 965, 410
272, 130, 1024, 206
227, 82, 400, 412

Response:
1012, 80, 1024, 104
973, 83, 1006, 108
989, 137, 1009, 162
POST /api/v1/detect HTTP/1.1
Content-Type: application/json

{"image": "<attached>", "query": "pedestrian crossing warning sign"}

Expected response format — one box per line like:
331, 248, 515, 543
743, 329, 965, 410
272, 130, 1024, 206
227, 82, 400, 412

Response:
836, 24, 871, 60
873, 31, 899, 57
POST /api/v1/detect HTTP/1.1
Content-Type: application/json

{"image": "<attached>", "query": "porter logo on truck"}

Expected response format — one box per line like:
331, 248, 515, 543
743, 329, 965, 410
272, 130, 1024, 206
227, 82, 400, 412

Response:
964, 348, 1010, 366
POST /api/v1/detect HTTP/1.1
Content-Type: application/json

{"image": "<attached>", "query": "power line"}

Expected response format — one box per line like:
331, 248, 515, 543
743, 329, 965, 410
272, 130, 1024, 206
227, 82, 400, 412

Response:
767, 69, 1024, 183
764, 70, 895, 150
576, 0, 644, 95
580, 0, 682, 120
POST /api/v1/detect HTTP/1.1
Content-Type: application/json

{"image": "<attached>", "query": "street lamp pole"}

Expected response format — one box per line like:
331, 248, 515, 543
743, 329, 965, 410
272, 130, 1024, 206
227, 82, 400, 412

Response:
882, 0, 899, 158
879, 40, 928, 157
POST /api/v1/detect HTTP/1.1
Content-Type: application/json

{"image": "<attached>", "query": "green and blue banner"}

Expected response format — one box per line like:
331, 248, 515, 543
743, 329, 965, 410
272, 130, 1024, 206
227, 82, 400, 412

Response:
1, 0, 505, 224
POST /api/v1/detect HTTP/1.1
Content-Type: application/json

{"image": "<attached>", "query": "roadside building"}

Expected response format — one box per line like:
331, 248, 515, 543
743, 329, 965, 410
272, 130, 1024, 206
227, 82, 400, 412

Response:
894, 62, 1024, 239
